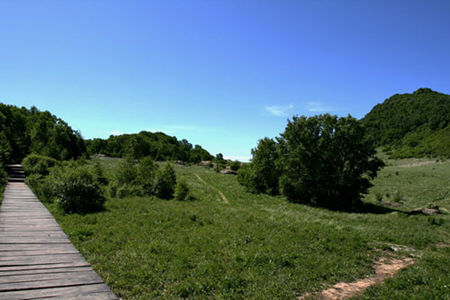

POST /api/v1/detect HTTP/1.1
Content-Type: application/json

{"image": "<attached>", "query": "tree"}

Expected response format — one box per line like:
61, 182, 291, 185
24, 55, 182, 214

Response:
277, 114, 384, 209
154, 163, 177, 199
237, 138, 280, 195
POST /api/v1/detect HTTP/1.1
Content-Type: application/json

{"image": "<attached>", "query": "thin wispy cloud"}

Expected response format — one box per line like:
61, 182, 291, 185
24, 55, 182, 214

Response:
306, 102, 334, 112
264, 104, 294, 117
110, 131, 124, 136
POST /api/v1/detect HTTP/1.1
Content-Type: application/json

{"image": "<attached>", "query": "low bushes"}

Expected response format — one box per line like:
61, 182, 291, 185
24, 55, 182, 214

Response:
154, 163, 177, 199
22, 154, 59, 176
54, 165, 105, 214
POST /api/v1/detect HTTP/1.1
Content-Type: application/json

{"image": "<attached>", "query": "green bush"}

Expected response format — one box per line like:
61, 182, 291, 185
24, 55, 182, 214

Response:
91, 162, 108, 185
229, 161, 241, 171
137, 156, 157, 193
239, 138, 280, 195
108, 180, 145, 198
277, 114, 384, 209
154, 163, 177, 199
22, 154, 59, 176
0, 166, 7, 199
175, 180, 190, 201
25, 174, 55, 203
54, 165, 105, 214
115, 157, 138, 185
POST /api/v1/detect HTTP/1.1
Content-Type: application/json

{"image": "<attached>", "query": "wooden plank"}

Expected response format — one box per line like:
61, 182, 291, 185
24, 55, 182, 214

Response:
0, 269, 101, 284
0, 266, 91, 277
0, 254, 86, 266
0, 283, 116, 299
0, 273, 104, 292
0, 249, 79, 257
0, 181, 116, 299
0, 262, 91, 272
0, 244, 77, 251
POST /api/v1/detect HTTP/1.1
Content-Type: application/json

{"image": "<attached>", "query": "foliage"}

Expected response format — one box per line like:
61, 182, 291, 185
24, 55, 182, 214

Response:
229, 161, 241, 171
238, 138, 280, 195
114, 157, 138, 185
85, 131, 213, 163
362, 88, 450, 158
0, 166, 7, 200
22, 153, 59, 176
25, 174, 56, 203
47, 160, 450, 299
136, 156, 157, 193
53, 165, 105, 214
0, 104, 86, 163
277, 114, 384, 209
175, 180, 190, 201
154, 163, 177, 199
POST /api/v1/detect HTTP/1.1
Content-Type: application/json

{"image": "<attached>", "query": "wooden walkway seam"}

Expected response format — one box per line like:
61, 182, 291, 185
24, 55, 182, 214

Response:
0, 179, 117, 299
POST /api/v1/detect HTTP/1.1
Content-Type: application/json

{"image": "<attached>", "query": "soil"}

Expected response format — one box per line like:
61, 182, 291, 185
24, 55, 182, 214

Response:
298, 257, 414, 299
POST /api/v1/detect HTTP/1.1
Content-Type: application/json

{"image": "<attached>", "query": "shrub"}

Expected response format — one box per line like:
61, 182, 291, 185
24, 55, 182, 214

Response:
137, 156, 158, 193
229, 161, 241, 171
22, 154, 59, 176
54, 165, 105, 214
175, 180, 190, 201
237, 138, 280, 195
91, 162, 108, 185
154, 163, 177, 199
277, 114, 384, 209
115, 157, 137, 185
237, 164, 259, 193
25, 174, 55, 203
0, 166, 7, 197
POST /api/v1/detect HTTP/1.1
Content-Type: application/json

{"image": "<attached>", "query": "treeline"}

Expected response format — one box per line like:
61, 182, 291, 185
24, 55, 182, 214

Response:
362, 88, 450, 158
85, 131, 213, 162
0, 104, 86, 164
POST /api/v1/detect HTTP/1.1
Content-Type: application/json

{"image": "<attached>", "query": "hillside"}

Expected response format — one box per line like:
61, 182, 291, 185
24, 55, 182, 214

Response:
0, 104, 86, 163
362, 88, 450, 158
86, 131, 213, 163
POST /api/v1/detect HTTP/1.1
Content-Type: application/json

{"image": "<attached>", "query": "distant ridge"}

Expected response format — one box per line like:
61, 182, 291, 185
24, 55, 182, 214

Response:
362, 88, 450, 158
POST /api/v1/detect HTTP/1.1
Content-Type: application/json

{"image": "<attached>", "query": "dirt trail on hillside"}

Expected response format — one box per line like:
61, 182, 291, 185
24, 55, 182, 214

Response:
194, 173, 229, 203
298, 257, 414, 300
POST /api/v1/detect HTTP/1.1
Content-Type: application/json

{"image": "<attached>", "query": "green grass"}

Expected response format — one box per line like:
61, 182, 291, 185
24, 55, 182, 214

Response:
45, 158, 450, 299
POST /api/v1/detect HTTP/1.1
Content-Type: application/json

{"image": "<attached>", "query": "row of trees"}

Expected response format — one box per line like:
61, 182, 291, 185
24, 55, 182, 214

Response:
238, 114, 384, 210
0, 104, 86, 163
85, 131, 213, 163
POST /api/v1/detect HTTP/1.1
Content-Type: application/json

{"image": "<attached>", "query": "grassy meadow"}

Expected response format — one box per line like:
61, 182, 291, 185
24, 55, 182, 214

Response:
45, 157, 450, 299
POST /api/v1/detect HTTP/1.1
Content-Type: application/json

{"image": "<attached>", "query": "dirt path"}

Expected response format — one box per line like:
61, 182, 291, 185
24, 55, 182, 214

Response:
194, 173, 229, 204
299, 257, 414, 299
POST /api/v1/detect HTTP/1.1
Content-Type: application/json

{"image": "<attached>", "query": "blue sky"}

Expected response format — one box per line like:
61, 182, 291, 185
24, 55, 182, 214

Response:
1, 0, 449, 161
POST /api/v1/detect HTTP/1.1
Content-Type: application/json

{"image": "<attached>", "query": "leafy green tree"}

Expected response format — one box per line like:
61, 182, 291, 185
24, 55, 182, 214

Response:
137, 156, 158, 193
277, 114, 384, 209
237, 138, 280, 195
175, 180, 190, 201
54, 165, 105, 214
115, 157, 138, 185
154, 163, 177, 199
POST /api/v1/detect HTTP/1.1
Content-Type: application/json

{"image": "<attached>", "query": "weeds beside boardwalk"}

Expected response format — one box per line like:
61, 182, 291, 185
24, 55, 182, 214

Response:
45, 158, 450, 299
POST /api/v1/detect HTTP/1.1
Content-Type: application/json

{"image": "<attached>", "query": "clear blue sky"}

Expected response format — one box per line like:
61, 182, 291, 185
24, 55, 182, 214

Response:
1, 0, 449, 161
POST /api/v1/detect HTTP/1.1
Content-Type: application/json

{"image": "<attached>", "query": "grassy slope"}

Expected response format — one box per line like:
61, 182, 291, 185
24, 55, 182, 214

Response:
45, 159, 450, 299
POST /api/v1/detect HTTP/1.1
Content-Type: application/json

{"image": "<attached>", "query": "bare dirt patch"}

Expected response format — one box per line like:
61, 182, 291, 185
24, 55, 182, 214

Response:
299, 257, 414, 300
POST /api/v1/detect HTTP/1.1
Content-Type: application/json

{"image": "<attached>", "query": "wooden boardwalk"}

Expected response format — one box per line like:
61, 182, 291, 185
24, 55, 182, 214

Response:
0, 168, 117, 299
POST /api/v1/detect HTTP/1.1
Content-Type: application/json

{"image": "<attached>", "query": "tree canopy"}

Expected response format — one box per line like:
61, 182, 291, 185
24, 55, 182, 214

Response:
85, 131, 213, 162
362, 88, 450, 158
0, 103, 86, 163
239, 114, 384, 210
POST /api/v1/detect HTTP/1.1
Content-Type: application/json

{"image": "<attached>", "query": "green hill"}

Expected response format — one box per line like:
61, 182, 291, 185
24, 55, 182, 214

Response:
86, 131, 213, 163
362, 88, 450, 158
0, 104, 86, 163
